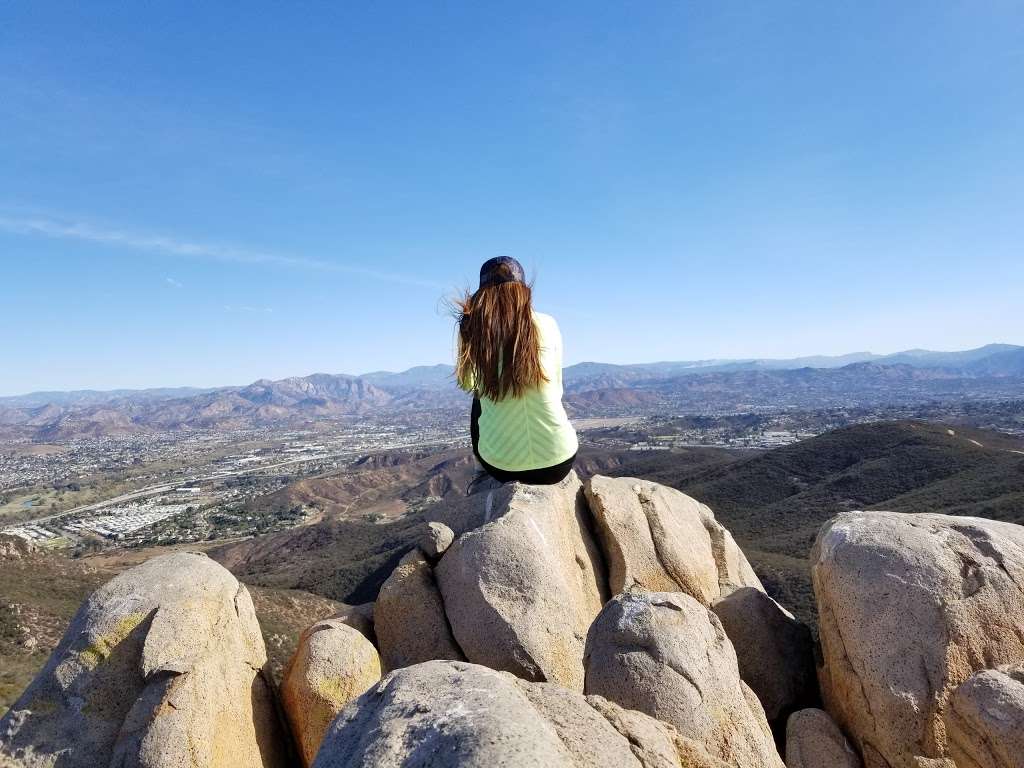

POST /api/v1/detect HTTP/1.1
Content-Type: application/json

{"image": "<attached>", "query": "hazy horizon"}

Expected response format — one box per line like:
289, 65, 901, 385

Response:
3, 2, 1022, 395
2, 341, 1020, 398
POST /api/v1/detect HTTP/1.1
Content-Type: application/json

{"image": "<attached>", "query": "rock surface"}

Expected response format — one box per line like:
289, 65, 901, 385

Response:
313, 659, 719, 768
785, 708, 861, 768
584, 591, 784, 768
280, 617, 382, 767
711, 587, 817, 723
418, 521, 454, 561
324, 602, 376, 644
584, 476, 762, 605
812, 511, 1024, 768
435, 472, 607, 690
373, 548, 464, 671
22, 473, 992, 768
0, 552, 286, 768
584, 696, 731, 768
943, 664, 1024, 768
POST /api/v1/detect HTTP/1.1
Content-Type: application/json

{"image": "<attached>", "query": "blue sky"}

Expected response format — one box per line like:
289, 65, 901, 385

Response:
2, 2, 1022, 395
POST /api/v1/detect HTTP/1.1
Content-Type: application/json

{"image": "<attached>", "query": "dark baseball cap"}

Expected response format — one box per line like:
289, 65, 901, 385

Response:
478, 256, 525, 290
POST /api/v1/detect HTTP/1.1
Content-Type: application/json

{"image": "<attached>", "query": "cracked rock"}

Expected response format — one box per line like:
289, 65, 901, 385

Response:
711, 587, 818, 725
583, 591, 783, 768
0, 552, 287, 768
584, 476, 763, 605
785, 708, 861, 768
943, 663, 1024, 768
812, 511, 1024, 768
374, 548, 464, 671
434, 471, 607, 691
312, 659, 721, 767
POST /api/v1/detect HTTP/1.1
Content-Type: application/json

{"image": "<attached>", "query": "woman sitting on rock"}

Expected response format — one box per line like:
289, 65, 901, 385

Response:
454, 256, 578, 486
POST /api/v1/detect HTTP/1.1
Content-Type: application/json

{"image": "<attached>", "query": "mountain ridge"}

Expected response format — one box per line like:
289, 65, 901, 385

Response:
3, 343, 1020, 405
1, 344, 1022, 439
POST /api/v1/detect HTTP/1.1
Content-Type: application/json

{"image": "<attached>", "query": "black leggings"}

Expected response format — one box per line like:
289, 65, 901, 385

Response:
470, 397, 576, 485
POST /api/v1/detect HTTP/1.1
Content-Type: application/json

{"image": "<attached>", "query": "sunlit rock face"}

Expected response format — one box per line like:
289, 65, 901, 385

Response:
812, 511, 1024, 768
0, 552, 287, 768
280, 616, 382, 767
584, 591, 784, 768
434, 472, 607, 691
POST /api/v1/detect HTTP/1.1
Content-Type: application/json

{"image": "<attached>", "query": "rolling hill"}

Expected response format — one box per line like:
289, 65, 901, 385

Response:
611, 420, 1024, 628
208, 419, 1024, 632
202, 419, 1024, 638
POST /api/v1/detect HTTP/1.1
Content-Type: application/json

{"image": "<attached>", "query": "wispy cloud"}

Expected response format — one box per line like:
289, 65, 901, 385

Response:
0, 212, 444, 290
224, 304, 274, 314
164, 276, 183, 288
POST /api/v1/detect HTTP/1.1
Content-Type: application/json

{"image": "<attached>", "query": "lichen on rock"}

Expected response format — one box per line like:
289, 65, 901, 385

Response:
0, 552, 287, 768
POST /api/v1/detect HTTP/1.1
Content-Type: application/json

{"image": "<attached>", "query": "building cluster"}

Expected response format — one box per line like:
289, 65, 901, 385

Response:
0, 431, 228, 493
61, 500, 193, 538
1, 415, 468, 547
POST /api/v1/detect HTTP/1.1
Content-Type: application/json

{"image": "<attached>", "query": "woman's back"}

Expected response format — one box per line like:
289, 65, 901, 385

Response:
475, 310, 578, 473
456, 256, 579, 484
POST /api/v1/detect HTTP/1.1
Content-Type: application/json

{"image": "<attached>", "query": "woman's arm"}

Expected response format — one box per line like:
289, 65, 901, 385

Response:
470, 396, 482, 458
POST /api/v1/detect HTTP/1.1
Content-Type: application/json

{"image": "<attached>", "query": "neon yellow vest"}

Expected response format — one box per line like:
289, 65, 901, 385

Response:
464, 311, 578, 472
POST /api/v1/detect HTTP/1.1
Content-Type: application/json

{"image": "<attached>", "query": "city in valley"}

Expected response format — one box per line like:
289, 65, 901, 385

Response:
0, 411, 844, 551
0, 413, 467, 551
4, 391, 1022, 556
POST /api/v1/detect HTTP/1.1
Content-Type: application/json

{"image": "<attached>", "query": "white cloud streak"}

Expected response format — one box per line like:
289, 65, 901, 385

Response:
224, 304, 274, 314
164, 276, 183, 288
0, 213, 444, 290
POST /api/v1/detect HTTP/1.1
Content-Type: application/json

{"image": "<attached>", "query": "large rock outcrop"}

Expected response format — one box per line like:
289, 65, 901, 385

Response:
943, 664, 1024, 768
373, 548, 464, 671
280, 617, 382, 767
785, 708, 861, 768
0, 552, 286, 768
711, 587, 817, 724
435, 472, 607, 690
312, 660, 724, 768
3, 472, 813, 766
584, 476, 762, 604
584, 591, 784, 768
812, 511, 1024, 768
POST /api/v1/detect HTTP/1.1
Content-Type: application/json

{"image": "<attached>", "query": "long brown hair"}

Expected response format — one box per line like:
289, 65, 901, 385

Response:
454, 280, 547, 401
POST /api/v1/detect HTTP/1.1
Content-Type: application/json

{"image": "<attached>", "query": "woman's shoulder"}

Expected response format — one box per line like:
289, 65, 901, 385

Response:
531, 310, 557, 328
531, 311, 562, 348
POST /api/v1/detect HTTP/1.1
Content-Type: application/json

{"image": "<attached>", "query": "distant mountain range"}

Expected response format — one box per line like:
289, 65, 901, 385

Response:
0, 387, 223, 409
1, 344, 1022, 439
563, 343, 1024, 383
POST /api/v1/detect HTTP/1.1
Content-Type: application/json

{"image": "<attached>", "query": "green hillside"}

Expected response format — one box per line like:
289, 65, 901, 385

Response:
612, 421, 1024, 630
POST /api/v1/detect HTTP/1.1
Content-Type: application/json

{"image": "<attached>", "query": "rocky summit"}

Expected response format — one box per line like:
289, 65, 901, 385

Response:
2, 473, 1024, 767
